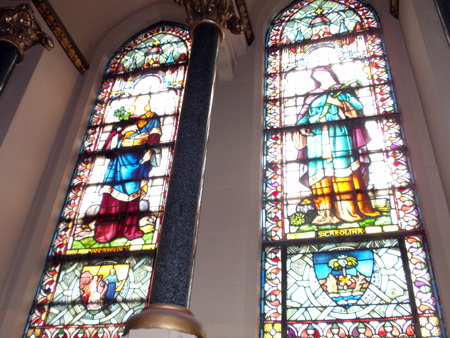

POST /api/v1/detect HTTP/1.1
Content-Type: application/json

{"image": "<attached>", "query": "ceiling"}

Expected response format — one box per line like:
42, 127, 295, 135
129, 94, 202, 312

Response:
39, 0, 256, 64
51, 0, 188, 60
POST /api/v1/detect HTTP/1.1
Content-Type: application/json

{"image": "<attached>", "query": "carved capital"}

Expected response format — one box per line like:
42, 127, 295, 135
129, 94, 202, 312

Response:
0, 3, 53, 62
390, 0, 399, 19
174, 0, 243, 40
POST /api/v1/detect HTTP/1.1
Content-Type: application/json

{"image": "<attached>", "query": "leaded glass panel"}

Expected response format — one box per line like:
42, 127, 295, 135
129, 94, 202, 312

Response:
263, 8, 413, 240
262, 2, 446, 338
24, 22, 191, 337
27, 254, 153, 331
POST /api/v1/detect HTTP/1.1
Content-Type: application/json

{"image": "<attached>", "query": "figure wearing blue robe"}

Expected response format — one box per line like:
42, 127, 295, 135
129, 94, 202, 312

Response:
101, 114, 162, 201
103, 271, 119, 302
297, 91, 365, 186
94, 109, 162, 243
293, 66, 380, 224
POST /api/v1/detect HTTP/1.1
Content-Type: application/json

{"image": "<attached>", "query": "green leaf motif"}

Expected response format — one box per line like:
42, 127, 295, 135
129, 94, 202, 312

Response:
114, 106, 125, 117
114, 106, 131, 121
290, 212, 305, 226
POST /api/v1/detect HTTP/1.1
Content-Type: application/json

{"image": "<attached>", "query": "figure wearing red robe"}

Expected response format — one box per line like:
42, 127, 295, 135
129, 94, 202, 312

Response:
94, 95, 162, 243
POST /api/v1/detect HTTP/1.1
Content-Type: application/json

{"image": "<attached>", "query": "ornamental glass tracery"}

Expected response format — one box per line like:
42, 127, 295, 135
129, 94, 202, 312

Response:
261, 2, 445, 338
24, 22, 191, 338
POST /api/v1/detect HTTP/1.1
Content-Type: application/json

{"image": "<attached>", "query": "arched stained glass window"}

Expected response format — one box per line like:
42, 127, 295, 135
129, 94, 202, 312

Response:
24, 22, 191, 338
261, 2, 446, 338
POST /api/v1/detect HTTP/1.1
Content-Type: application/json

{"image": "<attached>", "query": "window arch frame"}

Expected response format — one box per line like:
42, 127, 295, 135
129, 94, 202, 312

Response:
22, 21, 192, 338
260, 2, 447, 338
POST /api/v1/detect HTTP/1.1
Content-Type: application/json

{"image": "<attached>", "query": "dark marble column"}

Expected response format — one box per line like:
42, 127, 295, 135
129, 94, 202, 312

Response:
124, 1, 243, 335
0, 41, 20, 97
149, 21, 222, 307
435, 0, 450, 46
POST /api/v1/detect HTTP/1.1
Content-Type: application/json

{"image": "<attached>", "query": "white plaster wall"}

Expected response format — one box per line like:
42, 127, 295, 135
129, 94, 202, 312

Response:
1, 0, 450, 338
0, 2, 81, 333
397, 1, 450, 323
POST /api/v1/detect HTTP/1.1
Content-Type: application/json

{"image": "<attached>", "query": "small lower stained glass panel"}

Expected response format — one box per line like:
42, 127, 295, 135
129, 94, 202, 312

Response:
286, 240, 411, 321
25, 254, 153, 336
260, 239, 447, 338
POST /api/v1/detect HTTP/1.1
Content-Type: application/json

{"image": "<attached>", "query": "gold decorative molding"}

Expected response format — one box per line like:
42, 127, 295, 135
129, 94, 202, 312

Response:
174, 0, 243, 40
0, 3, 53, 62
124, 303, 206, 338
234, 0, 253, 45
32, 0, 89, 74
390, 0, 399, 19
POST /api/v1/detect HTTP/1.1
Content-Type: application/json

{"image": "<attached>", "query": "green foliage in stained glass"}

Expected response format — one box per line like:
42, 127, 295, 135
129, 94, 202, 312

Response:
289, 213, 306, 226
114, 106, 130, 121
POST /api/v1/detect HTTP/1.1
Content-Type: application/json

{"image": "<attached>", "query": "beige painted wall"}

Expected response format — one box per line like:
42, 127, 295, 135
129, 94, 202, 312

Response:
0, 0, 450, 337
0, 2, 81, 331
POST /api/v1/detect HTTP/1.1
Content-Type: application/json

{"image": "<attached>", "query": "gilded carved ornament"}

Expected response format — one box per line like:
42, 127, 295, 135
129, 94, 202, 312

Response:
390, 0, 399, 19
0, 3, 53, 61
174, 0, 243, 40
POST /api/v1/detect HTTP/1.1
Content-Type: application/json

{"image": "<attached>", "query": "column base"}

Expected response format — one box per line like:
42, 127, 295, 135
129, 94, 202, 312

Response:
124, 304, 206, 338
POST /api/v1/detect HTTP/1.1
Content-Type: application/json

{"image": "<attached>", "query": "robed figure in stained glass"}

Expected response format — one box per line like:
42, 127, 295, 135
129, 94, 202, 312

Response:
103, 268, 119, 302
94, 94, 162, 243
293, 66, 380, 224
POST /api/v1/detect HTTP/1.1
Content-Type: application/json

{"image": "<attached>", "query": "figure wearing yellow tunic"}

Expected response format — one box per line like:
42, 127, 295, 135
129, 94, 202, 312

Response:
94, 95, 162, 243
293, 67, 380, 224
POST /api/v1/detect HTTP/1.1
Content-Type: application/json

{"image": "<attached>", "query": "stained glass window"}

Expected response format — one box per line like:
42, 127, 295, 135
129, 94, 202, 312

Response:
24, 22, 191, 338
262, 2, 446, 338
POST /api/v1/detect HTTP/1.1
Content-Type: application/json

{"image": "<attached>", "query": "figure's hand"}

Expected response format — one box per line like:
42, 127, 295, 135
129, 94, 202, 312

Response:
326, 95, 344, 107
299, 128, 314, 136
337, 106, 346, 120
293, 129, 314, 150
140, 149, 153, 164
122, 124, 139, 134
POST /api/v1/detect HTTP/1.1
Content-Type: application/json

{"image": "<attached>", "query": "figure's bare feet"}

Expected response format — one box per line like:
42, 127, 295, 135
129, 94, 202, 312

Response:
312, 210, 341, 224
335, 201, 366, 223
362, 210, 381, 217
139, 216, 156, 233
74, 221, 95, 240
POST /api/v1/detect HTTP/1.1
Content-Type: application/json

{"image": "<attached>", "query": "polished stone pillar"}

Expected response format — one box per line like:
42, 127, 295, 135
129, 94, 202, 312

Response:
435, 0, 450, 46
149, 20, 222, 307
0, 41, 20, 95
124, 0, 243, 337
148, 0, 242, 308
0, 4, 53, 97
